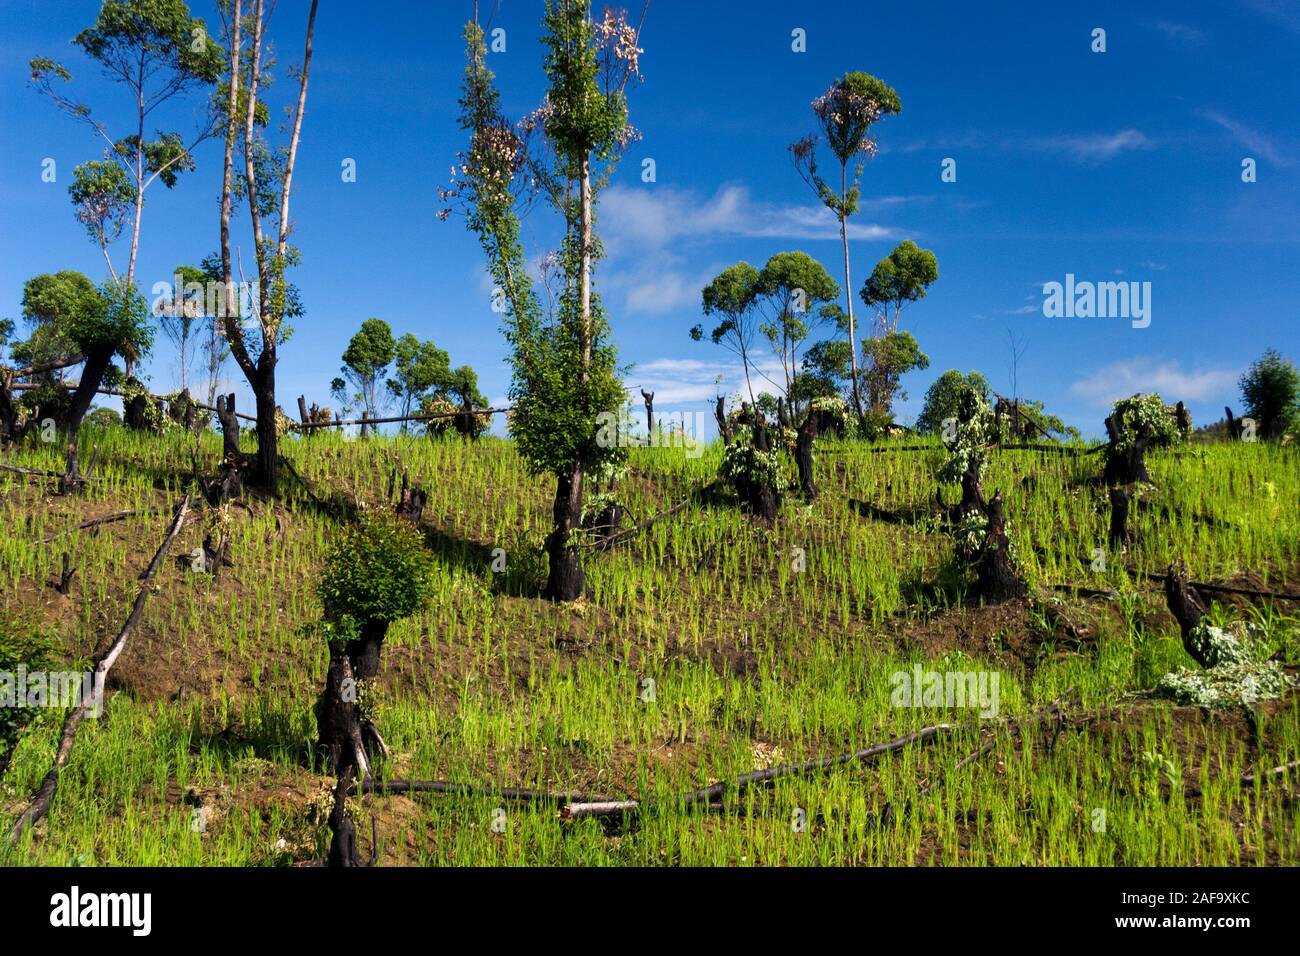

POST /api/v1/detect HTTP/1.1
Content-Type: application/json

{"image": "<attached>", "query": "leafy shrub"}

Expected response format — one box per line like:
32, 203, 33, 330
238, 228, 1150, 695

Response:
719, 424, 783, 494
318, 513, 436, 628
1108, 393, 1188, 452
0, 610, 62, 756
938, 384, 995, 486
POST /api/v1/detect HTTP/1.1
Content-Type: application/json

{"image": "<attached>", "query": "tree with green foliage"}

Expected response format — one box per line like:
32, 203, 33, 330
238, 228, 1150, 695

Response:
444, 3, 643, 600
387, 333, 452, 425
790, 71, 902, 426
30, 0, 223, 288
917, 370, 990, 435
1104, 393, 1191, 486
794, 338, 853, 407
860, 330, 929, 434
216, 0, 319, 491
692, 262, 761, 406
154, 264, 209, 392
332, 319, 395, 434
752, 251, 840, 416
858, 240, 938, 428
1239, 348, 1300, 441
860, 240, 939, 335
19, 272, 152, 431
314, 512, 435, 865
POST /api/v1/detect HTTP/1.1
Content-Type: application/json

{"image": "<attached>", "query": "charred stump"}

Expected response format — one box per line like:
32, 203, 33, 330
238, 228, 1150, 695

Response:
394, 471, 426, 524
715, 395, 732, 446
1163, 561, 1209, 661
544, 465, 587, 601
795, 412, 818, 499
209, 394, 245, 506
57, 442, 91, 496
1108, 486, 1131, 552
734, 420, 779, 523
641, 388, 655, 436
974, 490, 1026, 602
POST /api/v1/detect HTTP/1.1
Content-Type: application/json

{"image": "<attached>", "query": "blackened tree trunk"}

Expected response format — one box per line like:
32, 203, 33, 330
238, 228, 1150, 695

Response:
316, 617, 390, 773
394, 472, 426, 524
795, 412, 818, 499
735, 421, 779, 523
64, 347, 114, 432
974, 491, 1025, 602
253, 356, 278, 492
715, 395, 731, 446
641, 388, 654, 435
1103, 414, 1151, 486
1163, 560, 1209, 661
1108, 485, 1130, 552
544, 464, 586, 601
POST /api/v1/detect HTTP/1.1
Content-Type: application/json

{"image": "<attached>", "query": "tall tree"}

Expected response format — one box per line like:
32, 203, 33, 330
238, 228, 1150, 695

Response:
445, 2, 644, 601
860, 240, 938, 335
691, 262, 761, 407
752, 251, 840, 416
332, 318, 395, 434
153, 264, 209, 392
790, 71, 901, 427
217, 0, 319, 491
30, 0, 223, 289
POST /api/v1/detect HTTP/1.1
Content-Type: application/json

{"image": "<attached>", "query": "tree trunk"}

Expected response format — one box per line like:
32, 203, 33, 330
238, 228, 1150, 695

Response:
715, 395, 731, 446
253, 355, 278, 492
796, 412, 818, 499
1108, 486, 1130, 552
1163, 561, 1209, 660
544, 465, 586, 601
974, 491, 1025, 603
65, 348, 114, 432
641, 388, 654, 436
839, 167, 865, 427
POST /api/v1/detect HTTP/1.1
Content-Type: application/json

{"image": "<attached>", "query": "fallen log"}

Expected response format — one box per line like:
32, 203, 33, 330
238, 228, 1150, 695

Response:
560, 722, 957, 820
353, 779, 604, 804
9, 494, 191, 843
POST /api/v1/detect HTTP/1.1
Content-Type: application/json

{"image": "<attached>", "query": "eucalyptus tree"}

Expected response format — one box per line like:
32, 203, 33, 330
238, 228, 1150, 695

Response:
30, 0, 223, 289
216, 0, 320, 491
333, 319, 395, 434
444, 2, 645, 601
752, 251, 840, 417
691, 262, 761, 407
790, 72, 901, 426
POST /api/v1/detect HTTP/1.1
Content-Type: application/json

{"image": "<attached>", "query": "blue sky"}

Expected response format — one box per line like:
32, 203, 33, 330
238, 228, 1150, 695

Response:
2, 0, 1298, 439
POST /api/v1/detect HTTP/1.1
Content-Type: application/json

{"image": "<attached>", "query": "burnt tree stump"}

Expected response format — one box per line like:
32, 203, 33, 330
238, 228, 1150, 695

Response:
795, 412, 818, 499
1108, 485, 1131, 552
974, 490, 1026, 603
641, 388, 655, 435
1163, 560, 1209, 661
715, 395, 732, 446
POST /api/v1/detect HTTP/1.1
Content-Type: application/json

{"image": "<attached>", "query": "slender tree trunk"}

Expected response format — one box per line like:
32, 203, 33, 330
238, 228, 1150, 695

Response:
840, 166, 864, 426
254, 353, 278, 490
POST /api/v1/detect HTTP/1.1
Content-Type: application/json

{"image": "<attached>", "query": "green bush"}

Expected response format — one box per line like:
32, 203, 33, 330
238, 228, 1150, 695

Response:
318, 513, 436, 628
0, 610, 62, 755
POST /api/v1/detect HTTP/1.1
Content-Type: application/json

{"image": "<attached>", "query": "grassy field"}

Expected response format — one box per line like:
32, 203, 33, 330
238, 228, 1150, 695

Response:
1, 424, 1297, 866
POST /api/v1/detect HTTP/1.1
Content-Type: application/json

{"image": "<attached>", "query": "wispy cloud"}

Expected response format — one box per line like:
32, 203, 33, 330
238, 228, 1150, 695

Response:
599, 184, 907, 315
1025, 129, 1153, 163
1152, 20, 1205, 46
1238, 0, 1300, 35
1069, 358, 1239, 407
601, 183, 903, 249
1200, 109, 1295, 167
627, 356, 787, 406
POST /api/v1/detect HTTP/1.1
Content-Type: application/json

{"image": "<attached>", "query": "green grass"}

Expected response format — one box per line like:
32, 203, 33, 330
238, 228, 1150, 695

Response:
1, 425, 1297, 865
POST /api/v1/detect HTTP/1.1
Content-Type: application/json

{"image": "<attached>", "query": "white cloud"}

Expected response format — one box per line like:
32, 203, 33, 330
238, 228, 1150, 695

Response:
629, 356, 788, 406
1200, 110, 1295, 168
601, 183, 902, 249
1152, 20, 1205, 46
1069, 359, 1240, 407
1027, 129, 1153, 163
